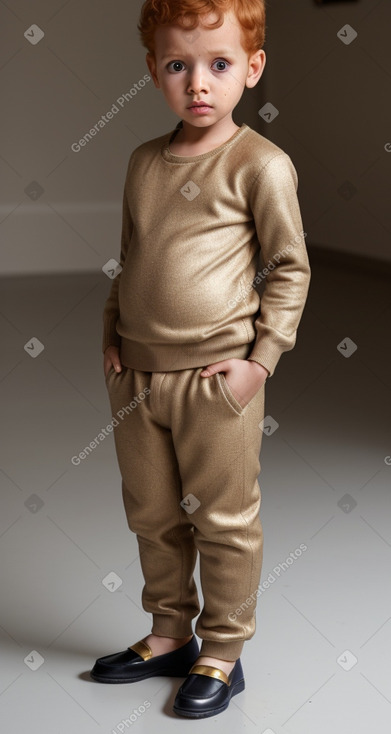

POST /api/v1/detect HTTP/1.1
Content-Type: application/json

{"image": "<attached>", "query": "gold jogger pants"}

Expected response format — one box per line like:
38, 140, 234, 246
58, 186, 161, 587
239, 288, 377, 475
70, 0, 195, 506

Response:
105, 364, 265, 661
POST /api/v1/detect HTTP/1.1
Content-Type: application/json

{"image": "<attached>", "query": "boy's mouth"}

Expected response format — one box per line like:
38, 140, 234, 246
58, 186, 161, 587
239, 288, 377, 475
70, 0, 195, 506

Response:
188, 102, 213, 115
188, 102, 212, 109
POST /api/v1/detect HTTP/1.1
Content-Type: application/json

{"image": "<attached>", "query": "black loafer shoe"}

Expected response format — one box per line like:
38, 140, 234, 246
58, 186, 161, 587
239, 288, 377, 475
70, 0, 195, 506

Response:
173, 658, 245, 718
90, 635, 199, 683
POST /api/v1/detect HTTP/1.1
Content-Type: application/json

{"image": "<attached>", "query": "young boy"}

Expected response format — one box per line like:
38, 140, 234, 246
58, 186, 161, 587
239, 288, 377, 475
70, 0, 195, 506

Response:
91, 0, 311, 719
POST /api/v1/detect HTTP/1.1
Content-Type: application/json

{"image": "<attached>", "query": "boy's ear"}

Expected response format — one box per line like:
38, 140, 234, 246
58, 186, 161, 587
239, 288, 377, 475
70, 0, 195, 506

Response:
146, 53, 160, 88
245, 50, 266, 89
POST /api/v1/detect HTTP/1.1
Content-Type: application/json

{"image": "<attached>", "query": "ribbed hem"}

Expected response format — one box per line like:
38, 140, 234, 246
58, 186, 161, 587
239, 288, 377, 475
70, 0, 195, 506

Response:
151, 617, 247, 660
198, 638, 246, 661
119, 337, 251, 372
152, 614, 194, 638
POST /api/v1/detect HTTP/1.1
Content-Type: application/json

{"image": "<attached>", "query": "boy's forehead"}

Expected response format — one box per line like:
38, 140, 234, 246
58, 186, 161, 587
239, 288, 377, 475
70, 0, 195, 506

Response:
154, 9, 242, 58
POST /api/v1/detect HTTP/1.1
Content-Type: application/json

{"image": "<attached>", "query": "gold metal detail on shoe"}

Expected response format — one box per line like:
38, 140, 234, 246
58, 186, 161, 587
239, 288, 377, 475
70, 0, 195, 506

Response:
189, 664, 230, 686
128, 639, 153, 660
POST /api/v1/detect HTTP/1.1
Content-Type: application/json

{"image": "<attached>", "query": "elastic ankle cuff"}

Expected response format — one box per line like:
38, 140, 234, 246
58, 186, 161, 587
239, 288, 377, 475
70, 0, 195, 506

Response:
152, 615, 194, 639
198, 639, 244, 660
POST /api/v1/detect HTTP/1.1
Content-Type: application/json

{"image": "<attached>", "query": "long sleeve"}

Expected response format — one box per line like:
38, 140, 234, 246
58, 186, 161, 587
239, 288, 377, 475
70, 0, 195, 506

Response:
102, 179, 133, 354
247, 152, 311, 377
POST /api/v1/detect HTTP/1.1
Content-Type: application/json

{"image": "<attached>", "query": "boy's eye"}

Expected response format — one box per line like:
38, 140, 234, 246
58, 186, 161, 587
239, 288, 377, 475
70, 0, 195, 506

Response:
213, 59, 229, 71
167, 59, 229, 73
168, 61, 185, 73
214, 59, 228, 71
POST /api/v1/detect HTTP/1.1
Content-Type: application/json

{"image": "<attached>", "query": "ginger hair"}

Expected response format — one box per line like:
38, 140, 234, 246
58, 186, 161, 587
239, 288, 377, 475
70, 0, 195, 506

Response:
137, 0, 266, 60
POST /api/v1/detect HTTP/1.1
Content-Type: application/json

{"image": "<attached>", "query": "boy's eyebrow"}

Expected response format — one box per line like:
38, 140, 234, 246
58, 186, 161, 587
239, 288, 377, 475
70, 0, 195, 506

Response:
161, 49, 234, 60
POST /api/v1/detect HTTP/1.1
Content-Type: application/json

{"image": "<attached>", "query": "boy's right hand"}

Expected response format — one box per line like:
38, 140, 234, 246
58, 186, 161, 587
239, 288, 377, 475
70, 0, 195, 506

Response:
104, 345, 122, 378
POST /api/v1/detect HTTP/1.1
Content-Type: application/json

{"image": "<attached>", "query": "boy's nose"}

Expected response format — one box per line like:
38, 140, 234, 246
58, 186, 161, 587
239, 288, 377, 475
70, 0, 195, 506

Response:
188, 85, 208, 95
186, 67, 209, 94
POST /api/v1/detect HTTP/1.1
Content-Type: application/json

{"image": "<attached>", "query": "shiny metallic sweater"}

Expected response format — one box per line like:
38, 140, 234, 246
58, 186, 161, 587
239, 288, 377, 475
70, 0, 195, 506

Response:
102, 122, 311, 376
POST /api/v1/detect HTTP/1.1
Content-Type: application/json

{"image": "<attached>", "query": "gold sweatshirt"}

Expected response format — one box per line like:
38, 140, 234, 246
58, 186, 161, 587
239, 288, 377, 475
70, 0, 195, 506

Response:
102, 122, 311, 377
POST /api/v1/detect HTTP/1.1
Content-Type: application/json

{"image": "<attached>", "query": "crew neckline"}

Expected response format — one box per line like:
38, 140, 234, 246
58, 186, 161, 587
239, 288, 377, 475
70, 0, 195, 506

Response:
161, 122, 249, 163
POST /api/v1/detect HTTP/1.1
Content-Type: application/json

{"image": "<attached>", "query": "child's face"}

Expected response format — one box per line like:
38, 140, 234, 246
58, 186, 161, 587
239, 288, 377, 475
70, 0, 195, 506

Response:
146, 9, 265, 128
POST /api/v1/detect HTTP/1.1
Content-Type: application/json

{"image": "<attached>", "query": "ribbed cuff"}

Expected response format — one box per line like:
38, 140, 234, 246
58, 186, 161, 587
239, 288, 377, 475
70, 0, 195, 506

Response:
247, 350, 278, 377
102, 320, 121, 354
198, 638, 246, 661
152, 614, 194, 638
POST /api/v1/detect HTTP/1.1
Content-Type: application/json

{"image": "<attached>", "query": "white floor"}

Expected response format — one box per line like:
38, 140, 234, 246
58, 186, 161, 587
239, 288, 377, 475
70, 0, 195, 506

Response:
0, 252, 390, 733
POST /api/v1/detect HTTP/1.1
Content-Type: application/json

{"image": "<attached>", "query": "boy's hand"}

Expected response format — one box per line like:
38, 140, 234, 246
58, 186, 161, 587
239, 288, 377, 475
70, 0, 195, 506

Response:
200, 358, 269, 408
104, 345, 123, 378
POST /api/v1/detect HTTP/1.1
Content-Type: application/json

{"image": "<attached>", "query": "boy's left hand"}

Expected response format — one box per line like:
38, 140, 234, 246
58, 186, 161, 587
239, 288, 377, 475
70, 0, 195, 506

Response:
200, 359, 269, 409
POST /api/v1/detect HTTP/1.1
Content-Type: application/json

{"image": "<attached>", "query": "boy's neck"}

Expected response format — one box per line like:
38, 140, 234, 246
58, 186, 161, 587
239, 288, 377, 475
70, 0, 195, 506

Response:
169, 119, 241, 156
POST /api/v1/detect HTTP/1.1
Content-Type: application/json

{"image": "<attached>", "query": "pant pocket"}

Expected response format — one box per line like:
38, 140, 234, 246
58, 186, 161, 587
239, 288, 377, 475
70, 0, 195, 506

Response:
215, 372, 266, 417
215, 372, 245, 415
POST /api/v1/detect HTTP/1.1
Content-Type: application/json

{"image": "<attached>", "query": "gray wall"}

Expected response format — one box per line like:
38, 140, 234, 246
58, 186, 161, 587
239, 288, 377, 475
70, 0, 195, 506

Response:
259, 0, 391, 264
1, 0, 390, 275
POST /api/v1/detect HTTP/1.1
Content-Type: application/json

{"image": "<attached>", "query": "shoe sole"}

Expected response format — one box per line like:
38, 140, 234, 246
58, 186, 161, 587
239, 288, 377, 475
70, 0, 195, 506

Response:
172, 678, 245, 718
90, 666, 193, 684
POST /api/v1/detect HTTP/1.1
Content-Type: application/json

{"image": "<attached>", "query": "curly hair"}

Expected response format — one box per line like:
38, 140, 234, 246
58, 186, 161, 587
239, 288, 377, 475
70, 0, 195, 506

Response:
137, 0, 266, 60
